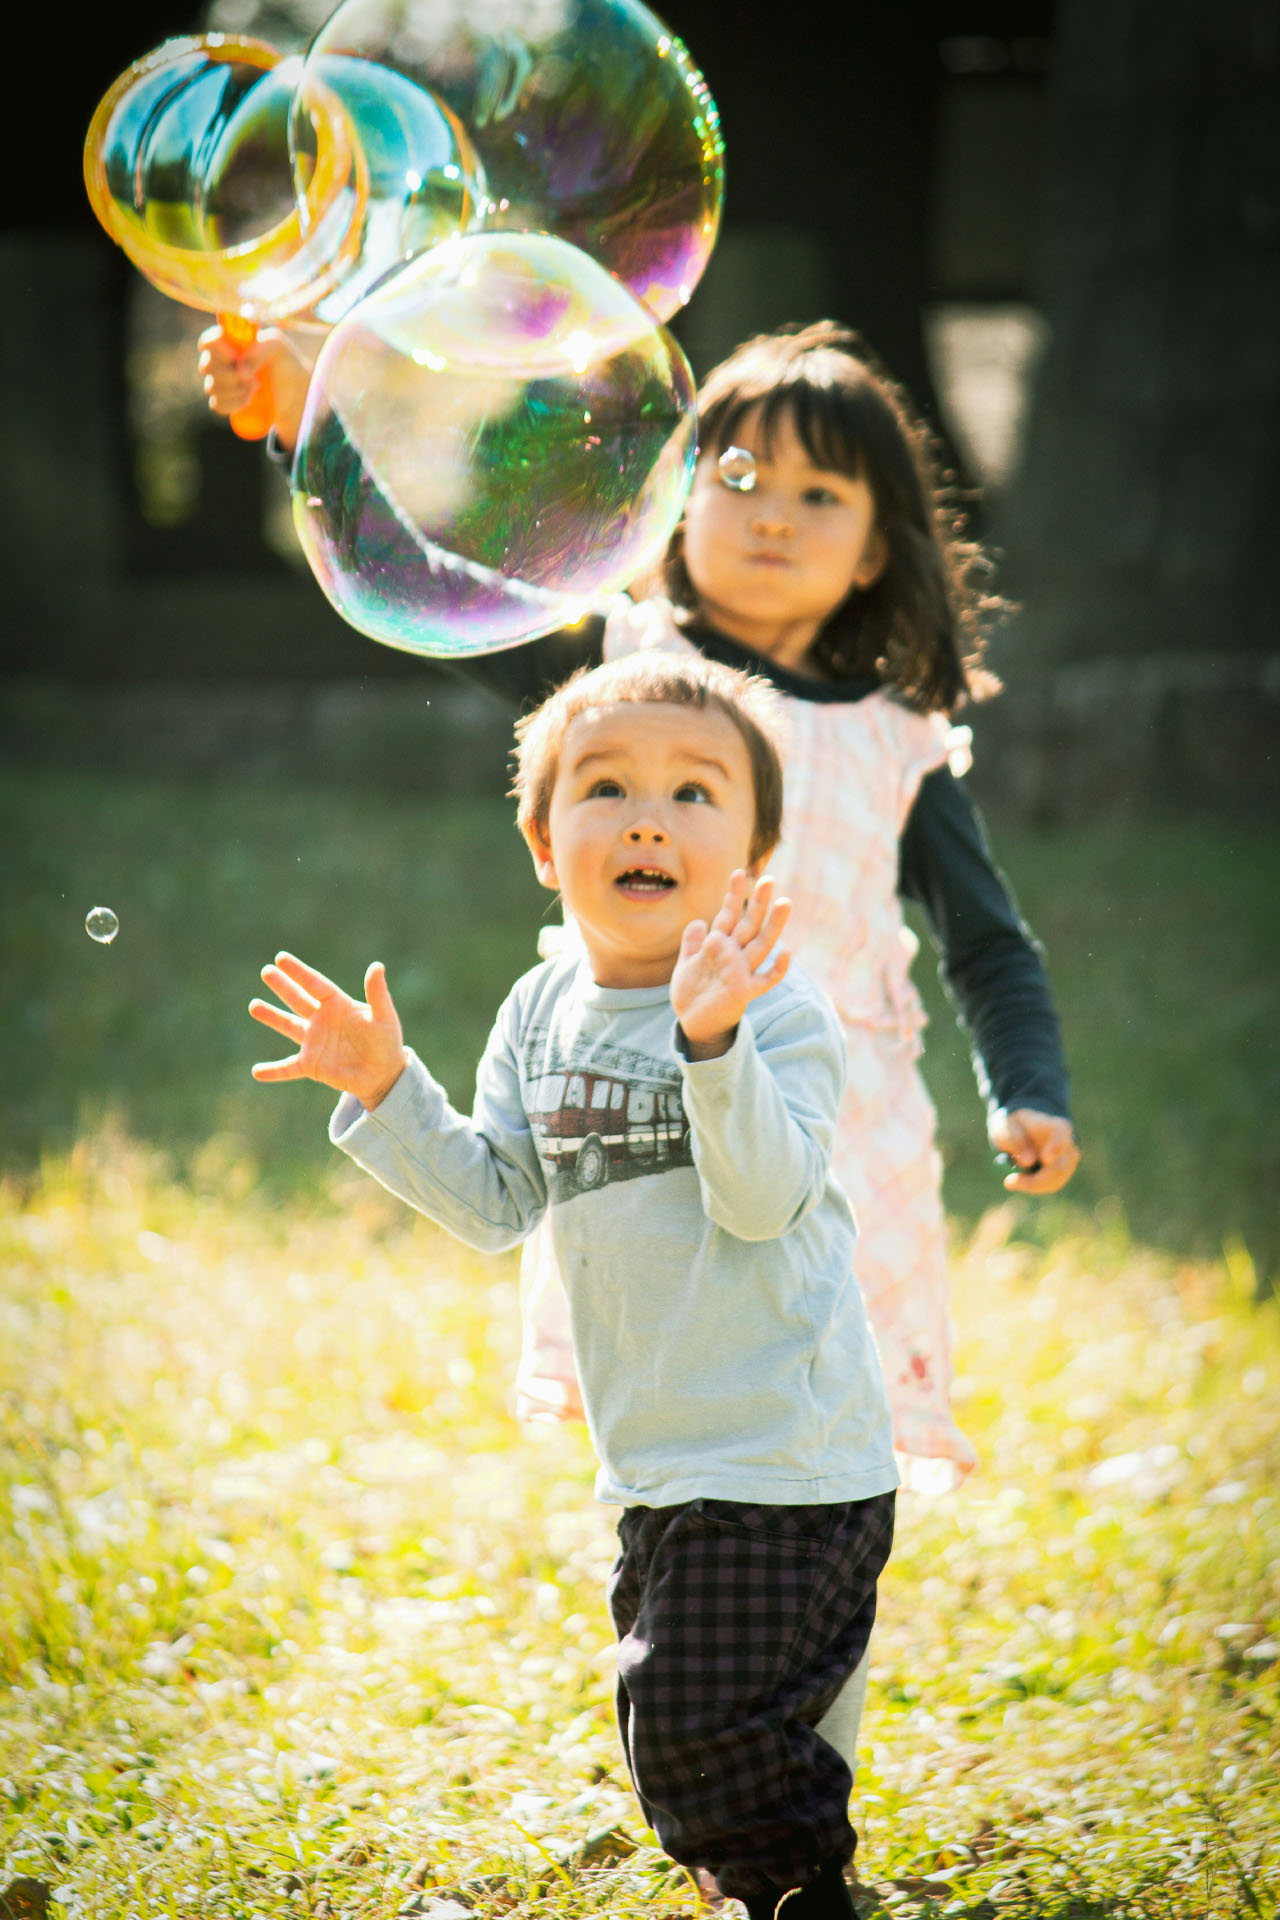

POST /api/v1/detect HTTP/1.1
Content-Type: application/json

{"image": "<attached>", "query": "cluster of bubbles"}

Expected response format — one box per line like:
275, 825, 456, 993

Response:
84, 0, 724, 656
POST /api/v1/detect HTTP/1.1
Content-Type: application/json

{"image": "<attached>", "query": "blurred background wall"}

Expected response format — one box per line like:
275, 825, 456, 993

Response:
2, 0, 1277, 814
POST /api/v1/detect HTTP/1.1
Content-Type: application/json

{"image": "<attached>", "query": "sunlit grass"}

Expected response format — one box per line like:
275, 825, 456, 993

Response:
2, 1134, 1277, 1917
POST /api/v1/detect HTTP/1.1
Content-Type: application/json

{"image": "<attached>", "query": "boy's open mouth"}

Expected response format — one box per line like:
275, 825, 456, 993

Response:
615, 867, 676, 893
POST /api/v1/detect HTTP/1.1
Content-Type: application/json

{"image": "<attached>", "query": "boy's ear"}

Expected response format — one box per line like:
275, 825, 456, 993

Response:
853, 526, 890, 590
522, 816, 560, 892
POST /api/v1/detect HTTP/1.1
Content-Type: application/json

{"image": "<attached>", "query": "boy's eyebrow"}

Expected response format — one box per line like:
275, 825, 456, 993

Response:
569, 743, 735, 781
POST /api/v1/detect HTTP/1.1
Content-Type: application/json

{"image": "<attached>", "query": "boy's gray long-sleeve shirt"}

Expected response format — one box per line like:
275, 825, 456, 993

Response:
331, 954, 898, 1510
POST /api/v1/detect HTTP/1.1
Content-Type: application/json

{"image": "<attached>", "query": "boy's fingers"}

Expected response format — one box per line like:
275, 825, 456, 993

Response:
748, 949, 792, 998
736, 874, 774, 940
248, 998, 305, 1040
258, 966, 320, 1018
710, 886, 744, 937
679, 919, 709, 960
764, 949, 792, 989
363, 961, 397, 1023
251, 1054, 305, 1082
270, 951, 339, 1000
751, 894, 791, 943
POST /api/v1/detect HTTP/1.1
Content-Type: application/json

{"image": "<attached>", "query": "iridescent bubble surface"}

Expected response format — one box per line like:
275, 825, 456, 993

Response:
297, 0, 723, 321
718, 445, 757, 491
291, 232, 696, 656
83, 35, 366, 320
292, 55, 485, 324
85, 907, 120, 945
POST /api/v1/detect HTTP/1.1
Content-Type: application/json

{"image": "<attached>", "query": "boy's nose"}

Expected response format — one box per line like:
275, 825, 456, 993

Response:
627, 821, 668, 843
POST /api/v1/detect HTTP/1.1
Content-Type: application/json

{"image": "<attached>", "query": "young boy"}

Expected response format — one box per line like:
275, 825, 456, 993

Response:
249, 653, 897, 1920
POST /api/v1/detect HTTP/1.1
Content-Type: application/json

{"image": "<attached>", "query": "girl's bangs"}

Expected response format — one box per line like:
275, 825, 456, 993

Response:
706, 378, 873, 480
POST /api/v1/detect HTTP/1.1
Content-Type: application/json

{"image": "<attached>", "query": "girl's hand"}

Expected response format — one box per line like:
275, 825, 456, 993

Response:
672, 872, 792, 1060
250, 952, 408, 1110
989, 1107, 1080, 1194
198, 325, 312, 451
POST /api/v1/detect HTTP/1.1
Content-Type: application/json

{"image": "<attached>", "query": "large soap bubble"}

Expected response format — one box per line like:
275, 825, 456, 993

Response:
291, 231, 696, 656
84, 34, 366, 322
293, 56, 486, 324
294, 0, 723, 322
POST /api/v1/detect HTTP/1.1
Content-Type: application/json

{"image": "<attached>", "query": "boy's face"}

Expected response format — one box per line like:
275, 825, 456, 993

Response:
525, 700, 765, 989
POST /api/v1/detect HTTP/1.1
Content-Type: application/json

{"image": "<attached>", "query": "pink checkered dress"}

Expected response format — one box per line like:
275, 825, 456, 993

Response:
515, 599, 977, 1490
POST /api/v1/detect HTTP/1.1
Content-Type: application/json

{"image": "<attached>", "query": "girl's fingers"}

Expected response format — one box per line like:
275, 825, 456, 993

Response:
248, 997, 306, 1039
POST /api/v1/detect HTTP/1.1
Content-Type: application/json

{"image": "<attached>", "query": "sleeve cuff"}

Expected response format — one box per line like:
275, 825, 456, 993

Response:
328, 1053, 423, 1144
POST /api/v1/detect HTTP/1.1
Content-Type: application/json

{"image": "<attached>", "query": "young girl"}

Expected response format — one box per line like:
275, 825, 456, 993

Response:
200, 316, 1079, 1493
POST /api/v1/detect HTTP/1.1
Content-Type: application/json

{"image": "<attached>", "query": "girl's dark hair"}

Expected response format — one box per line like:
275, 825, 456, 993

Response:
665, 321, 1001, 712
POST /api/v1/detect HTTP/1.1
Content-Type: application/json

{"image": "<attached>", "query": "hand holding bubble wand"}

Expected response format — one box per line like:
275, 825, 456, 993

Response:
83, 33, 371, 439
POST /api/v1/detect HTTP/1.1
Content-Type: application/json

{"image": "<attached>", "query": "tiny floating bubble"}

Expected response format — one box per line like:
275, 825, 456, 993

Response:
718, 445, 756, 491
85, 906, 119, 945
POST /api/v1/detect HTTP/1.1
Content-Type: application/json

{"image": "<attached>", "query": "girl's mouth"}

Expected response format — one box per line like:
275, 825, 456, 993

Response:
615, 867, 676, 894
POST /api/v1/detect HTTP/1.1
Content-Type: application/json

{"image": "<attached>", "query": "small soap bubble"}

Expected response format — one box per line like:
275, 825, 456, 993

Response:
85, 906, 119, 945
718, 445, 756, 491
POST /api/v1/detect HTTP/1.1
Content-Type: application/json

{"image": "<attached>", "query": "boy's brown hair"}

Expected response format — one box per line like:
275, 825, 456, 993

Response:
513, 652, 785, 867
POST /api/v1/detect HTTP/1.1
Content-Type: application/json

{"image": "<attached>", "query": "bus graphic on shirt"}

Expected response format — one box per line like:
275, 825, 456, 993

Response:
527, 1068, 693, 1197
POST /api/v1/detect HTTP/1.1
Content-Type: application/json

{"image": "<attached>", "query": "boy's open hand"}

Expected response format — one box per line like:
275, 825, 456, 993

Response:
672, 872, 792, 1060
249, 952, 407, 1110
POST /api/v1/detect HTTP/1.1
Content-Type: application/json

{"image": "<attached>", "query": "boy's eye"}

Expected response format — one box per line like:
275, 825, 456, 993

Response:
674, 782, 711, 804
587, 778, 625, 798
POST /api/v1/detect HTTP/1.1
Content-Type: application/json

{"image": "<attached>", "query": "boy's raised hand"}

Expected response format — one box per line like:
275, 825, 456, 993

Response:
250, 953, 407, 1110
672, 871, 792, 1061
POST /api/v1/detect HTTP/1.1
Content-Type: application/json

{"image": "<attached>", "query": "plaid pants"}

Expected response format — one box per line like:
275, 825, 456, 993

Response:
607, 1491, 895, 1902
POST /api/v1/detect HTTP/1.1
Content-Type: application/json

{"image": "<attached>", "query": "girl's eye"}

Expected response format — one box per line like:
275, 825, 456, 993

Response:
801, 485, 840, 506
674, 782, 711, 804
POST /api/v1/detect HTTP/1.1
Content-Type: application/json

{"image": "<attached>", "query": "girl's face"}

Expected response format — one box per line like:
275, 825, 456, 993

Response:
681, 406, 886, 674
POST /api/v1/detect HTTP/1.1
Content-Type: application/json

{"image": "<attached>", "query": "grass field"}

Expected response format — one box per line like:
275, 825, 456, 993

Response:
2, 768, 1278, 1916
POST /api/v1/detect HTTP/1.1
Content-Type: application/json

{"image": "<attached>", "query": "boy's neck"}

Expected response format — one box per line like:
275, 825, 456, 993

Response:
582, 947, 677, 991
